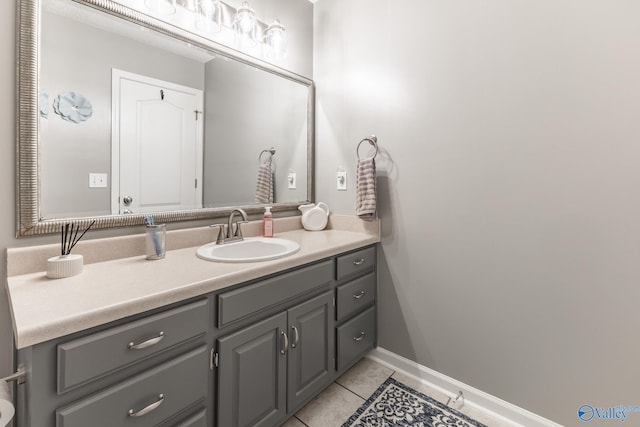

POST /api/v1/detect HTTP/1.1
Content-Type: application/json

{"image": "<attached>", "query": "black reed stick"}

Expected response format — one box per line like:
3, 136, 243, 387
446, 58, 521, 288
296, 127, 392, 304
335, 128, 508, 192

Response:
60, 225, 65, 257
63, 223, 69, 255
66, 223, 72, 255
70, 220, 96, 254
71, 224, 79, 252
61, 220, 96, 255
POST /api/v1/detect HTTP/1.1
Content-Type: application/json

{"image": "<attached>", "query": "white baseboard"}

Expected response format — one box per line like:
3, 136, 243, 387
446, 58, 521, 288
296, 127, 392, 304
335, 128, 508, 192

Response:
366, 347, 563, 427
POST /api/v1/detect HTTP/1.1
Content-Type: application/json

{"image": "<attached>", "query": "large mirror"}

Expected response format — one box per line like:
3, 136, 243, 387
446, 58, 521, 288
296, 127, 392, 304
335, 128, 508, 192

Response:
17, 0, 314, 236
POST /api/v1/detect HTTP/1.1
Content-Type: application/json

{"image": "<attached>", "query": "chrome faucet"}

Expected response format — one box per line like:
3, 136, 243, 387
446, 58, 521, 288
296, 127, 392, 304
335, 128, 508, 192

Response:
227, 209, 249, 239
210, 209, 249, 244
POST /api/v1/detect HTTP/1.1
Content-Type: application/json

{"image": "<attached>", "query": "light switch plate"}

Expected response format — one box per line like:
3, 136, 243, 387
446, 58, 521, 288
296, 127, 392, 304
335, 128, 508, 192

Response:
89, 173, 108, 188
337, 170, 347, 191
288, 172, 296, 189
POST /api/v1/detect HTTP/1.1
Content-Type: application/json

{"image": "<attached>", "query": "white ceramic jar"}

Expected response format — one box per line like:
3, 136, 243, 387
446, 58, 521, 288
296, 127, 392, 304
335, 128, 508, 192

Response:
299, 202, 330, 231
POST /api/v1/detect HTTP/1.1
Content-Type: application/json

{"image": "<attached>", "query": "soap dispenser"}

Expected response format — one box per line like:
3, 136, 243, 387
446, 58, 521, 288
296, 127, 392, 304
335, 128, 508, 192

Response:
263, 206, 273, 237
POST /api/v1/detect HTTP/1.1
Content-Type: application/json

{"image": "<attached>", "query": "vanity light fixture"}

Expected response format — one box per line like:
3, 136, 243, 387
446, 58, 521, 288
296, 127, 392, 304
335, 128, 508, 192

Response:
144, 0, 177, 16
141, 0, 287, 60
264, 19, 286, 59
233, 1, 257, 47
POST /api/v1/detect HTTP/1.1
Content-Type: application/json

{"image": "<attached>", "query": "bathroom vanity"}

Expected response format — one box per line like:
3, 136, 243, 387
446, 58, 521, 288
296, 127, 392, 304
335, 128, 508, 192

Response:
6, 219, 379, 427
9, 0, 370, 423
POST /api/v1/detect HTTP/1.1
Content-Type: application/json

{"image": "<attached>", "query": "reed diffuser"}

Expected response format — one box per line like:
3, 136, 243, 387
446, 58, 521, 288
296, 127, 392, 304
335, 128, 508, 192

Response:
46, 220, 96, 279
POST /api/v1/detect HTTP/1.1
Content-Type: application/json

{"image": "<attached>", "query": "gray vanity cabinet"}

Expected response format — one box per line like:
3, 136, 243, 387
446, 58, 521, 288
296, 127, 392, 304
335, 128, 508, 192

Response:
15, 245, 377, 427
216, 291, 334, 427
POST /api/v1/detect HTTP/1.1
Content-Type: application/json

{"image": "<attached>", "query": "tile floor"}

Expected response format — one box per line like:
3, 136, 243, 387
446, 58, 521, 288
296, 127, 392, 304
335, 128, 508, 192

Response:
281, 357, 513, 427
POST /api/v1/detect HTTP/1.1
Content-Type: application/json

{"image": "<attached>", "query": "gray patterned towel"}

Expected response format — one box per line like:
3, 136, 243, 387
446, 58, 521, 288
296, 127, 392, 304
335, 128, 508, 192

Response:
356, 157, 376, 220
255, 163, 274, 204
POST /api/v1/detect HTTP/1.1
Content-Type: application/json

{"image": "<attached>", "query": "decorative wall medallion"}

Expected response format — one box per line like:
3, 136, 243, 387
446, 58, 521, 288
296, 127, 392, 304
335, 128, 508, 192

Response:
53, 91, 93, 123
39, 90, 49, 118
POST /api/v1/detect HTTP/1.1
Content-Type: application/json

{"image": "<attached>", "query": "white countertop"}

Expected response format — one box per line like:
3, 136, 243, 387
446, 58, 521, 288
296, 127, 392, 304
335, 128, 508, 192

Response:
7, 220, 379, 349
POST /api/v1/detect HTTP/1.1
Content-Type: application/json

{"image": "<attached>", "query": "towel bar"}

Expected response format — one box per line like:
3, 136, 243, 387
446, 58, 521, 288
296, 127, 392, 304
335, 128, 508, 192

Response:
258, 147, 276, 164
357, 135, 378, 160
1, 364, 26, 385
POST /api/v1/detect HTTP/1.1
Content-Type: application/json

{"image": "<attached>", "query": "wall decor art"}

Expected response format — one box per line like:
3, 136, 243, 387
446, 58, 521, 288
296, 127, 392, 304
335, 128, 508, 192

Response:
53, 91, 93, 123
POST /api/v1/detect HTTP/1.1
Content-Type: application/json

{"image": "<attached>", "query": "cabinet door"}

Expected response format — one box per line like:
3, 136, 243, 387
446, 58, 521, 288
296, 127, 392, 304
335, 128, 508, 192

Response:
217, 312, 287, 427
287, 291, 335, 411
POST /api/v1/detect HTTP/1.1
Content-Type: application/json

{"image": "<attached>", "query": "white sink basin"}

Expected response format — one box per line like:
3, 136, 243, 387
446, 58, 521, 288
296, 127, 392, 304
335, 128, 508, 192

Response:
196, 237, 300, 263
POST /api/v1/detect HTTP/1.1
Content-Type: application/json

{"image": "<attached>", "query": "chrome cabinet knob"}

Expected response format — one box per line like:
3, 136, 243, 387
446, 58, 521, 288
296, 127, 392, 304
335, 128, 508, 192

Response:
123, 196, 133, 205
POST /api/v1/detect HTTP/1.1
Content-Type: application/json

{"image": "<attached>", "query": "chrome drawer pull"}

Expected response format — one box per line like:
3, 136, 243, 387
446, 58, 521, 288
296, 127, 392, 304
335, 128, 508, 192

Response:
280, 331, 289, 355
353, 290, 366, 299
128, 393, 164, 417
291, 325, 299, 348
352, 258, 366, 266
128, 332, 165, 350
353, 331, 365, 342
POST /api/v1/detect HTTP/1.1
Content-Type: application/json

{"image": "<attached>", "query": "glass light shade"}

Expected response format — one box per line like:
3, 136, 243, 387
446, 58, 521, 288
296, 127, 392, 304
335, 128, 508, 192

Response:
265, 19, 286, 59
183, 0, 197, 12
234, 1, 257, 46
199, 0, 217, 15
196, 0, 221, 33
144, 0, 176, 15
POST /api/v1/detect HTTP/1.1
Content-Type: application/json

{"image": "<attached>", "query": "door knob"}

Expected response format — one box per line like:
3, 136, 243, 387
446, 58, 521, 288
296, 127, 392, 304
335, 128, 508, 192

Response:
123, 196, 133, 205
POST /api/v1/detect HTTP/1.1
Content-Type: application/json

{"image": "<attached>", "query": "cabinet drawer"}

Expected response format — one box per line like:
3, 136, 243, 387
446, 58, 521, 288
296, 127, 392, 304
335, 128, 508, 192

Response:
56, 345, 208, 427
336, 247, 375, 281
57, 299, 208, 393
336, 306, 376, 371
158, 407, 207, 427
174, 408, 207, 427
218, 260, 333, 327
336, 273, 376, 322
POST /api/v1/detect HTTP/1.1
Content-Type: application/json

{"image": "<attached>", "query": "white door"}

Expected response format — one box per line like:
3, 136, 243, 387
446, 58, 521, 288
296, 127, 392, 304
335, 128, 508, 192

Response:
112, 69, 203, 214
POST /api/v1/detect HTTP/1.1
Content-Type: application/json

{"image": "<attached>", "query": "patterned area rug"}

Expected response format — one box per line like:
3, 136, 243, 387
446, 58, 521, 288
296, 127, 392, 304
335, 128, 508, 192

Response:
342, 377, 488, 427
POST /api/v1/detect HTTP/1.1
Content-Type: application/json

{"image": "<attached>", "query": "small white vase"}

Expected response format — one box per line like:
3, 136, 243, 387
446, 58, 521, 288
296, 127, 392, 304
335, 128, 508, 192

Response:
46, 254, 83, 279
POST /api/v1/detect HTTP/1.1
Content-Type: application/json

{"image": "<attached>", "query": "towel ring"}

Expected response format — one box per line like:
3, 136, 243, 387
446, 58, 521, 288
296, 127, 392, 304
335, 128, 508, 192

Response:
259, 147, 276, 164
357, 135, 378, 160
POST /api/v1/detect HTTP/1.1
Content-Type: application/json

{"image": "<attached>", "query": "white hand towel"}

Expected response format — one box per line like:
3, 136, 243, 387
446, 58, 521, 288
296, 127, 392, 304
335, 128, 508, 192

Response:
356, 157, 377, 220
255, 163, 274, 204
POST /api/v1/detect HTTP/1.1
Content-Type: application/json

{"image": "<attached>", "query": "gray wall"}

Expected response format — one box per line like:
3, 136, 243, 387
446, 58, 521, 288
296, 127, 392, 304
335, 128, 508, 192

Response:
314, 1, 640, 426
1, 0, 312, 408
